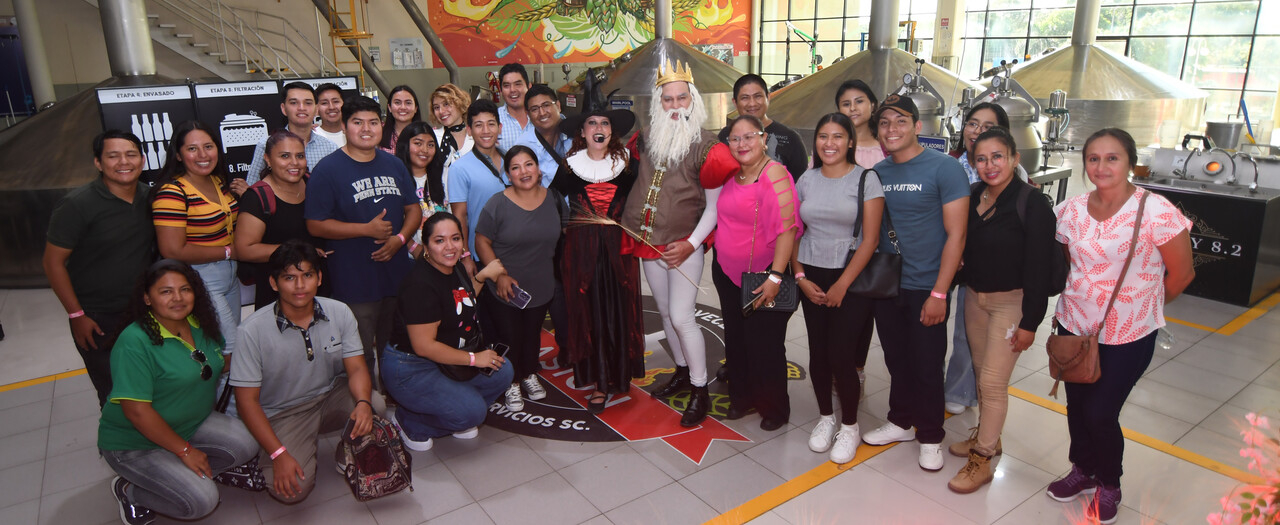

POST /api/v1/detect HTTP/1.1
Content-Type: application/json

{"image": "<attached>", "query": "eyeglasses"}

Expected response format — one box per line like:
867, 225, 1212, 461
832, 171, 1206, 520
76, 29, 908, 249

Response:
965, 120, 995, 132
728, 131, 764, 145
528, 101, 557, 114
189, 348, 213, 381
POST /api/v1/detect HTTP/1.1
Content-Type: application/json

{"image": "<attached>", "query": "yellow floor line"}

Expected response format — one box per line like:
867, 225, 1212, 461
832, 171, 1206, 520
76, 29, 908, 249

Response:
1216, 292, 1280, 336
1007, 386, 1263, 485
1164, 316, 1218, 332
0, 368, 86, 393
709, 388, 1264, 524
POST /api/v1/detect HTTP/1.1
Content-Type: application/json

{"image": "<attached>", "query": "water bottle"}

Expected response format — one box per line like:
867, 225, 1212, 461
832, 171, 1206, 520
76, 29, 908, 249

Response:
1156, 327, 1174, 351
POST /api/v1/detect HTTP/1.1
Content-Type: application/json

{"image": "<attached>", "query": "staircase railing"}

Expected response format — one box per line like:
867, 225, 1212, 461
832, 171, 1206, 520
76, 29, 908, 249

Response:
150, 0, 343, 78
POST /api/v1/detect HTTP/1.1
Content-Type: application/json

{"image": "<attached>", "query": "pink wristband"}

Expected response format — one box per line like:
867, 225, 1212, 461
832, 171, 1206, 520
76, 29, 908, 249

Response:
794, 272, 806, 280
468, 352, 476, 366
462, 251, 472, 258
395, 233, 406, 245
270, 446, 287, 460
224, 245, 232, 261
68, 310, 86, 319
930, 291, 947, 300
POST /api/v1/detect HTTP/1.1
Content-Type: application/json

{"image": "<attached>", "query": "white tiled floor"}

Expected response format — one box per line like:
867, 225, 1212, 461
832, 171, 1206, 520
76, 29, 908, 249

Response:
0, 269, 1275, 524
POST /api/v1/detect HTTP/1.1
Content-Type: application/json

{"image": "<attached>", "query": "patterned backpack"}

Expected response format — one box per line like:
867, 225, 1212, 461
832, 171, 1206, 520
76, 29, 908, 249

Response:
338, 415, 413, 501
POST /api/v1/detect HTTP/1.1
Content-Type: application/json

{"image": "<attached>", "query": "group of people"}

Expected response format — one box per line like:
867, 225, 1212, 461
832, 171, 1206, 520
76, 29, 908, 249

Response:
44, 58, 1194, 525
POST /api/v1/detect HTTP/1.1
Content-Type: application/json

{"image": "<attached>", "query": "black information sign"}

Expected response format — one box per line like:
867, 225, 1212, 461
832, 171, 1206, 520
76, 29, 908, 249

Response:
95, 84, 196, 184
1137, 183, 1280, 306
192, 80, 281, 180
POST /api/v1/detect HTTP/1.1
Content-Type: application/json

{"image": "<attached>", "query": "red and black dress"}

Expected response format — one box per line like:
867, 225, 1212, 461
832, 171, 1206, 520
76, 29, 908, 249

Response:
551, 150, 645, 395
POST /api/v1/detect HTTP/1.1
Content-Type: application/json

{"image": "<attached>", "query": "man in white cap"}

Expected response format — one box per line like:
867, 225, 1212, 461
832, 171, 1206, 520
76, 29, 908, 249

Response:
621, 59, 738, 427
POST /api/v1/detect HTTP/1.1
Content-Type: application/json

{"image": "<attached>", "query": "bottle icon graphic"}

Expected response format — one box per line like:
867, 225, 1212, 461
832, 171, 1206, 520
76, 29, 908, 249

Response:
145, 143, 160, 171
139, 114, 154, 142
161, 113, 173, 140
151, 113, 164, 143
130, 115, 144, 142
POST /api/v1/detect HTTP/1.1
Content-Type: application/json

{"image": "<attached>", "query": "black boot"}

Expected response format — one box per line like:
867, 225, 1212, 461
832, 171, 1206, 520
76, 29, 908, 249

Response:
655, 366, 691, 397
680, 386, 710, 427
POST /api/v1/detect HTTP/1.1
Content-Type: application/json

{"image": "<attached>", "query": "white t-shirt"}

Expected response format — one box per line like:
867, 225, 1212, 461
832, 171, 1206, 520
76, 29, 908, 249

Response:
313, 125, 346, 147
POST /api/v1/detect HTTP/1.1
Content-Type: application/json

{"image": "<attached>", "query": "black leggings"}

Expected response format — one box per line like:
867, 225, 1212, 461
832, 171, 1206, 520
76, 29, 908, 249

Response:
800, 264, 874, 425
711, 257, 792, 423
480, 290, 551, 380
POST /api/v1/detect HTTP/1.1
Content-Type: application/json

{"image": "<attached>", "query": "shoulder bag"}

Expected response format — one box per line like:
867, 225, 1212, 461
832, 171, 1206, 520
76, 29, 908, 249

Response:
339, 415, 414, 501
740, 181, 798, 314
847, 169, 902, 299
1046, 191, 1149, 398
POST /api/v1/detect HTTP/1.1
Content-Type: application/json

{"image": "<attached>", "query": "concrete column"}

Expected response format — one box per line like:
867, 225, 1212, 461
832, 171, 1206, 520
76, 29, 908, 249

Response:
99, 0, 157, 77
932, 0, 965, 71
12, 0, 56, 107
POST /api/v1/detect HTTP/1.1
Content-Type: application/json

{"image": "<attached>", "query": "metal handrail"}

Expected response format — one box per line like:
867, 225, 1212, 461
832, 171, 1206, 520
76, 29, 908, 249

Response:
148, 0, 342, 78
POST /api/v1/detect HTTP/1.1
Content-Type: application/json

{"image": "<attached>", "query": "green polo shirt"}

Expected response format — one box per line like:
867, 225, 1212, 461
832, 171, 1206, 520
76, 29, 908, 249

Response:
46, 178, 154, 312
98, 317, 225, 451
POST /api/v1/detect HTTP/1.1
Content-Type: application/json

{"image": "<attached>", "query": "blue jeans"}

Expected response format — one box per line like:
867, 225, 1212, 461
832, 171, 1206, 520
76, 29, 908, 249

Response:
1065, 329, 1157, 487
943, 288, 978, 407
381, 345, 514, 440
100, 411, 257, 520
192, 260, 241, 356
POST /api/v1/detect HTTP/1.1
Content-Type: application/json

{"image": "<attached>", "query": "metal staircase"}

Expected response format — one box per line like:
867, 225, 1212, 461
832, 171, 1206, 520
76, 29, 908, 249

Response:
83, 0, 343, 81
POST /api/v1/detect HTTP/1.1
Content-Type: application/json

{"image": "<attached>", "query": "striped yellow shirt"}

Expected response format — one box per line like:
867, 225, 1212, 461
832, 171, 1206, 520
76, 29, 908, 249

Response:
152, 175, 238, 246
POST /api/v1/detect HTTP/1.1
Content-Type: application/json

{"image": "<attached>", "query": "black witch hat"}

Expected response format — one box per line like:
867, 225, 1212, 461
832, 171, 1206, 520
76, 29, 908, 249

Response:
560, 67, 636, 142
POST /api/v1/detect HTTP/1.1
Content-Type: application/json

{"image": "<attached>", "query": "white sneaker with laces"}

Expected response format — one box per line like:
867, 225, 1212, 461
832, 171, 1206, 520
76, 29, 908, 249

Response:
919, 443, 945, 471
862, 422, 916, 445
504, 383, 524, 412
830, 423, 861, 464
945, 402, 967, 415
390, 411, 433, 451
452, 426, 479, 439
522, 374, 547, 401
808, 415, 837, 452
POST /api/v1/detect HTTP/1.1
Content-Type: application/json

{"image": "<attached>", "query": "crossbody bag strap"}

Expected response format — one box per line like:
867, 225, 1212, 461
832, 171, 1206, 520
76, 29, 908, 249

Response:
852, 169, 869, 238
476, 152, 507, 186
1095, 190, 1149, 337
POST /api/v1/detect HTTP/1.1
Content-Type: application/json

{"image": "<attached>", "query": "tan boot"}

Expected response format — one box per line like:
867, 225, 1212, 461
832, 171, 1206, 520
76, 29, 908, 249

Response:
948, 451, 994, 494
948, 427, 1002, 457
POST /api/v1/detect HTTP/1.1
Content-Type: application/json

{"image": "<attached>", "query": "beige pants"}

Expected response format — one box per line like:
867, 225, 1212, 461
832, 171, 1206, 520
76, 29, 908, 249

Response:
964, 288, 1025, 457
259, 377, 370, 504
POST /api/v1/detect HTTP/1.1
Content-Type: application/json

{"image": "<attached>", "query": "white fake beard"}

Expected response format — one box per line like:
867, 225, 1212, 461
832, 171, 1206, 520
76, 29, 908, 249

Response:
647, 84, 707, 168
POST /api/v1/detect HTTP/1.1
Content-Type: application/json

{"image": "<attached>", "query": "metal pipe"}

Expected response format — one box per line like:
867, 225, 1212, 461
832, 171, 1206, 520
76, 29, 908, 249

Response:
868, 0, 901, 51
12, 0, 56, 107
749, 0, 761, 73
655, 0, 672, 39
1072, 0, 1101, 46
98, 0, 157, 77
308, 0, 391, 97
398, 0, 460, 85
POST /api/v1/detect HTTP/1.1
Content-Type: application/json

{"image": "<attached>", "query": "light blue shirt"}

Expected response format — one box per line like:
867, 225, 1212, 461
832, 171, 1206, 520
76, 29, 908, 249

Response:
447, 150, 508, 256
514, 124, 572, 188
497, 104, 533, 153
245, 131, 338, 185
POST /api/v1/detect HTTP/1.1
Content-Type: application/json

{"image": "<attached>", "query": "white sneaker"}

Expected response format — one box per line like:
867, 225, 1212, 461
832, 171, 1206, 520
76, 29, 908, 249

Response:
522, 374, 547, 401
830, 424, 861, 464
390, 412, 433, 451
808, 415, 837, 453
945, 402, 967, 415
452, 426, 479, 439
504, 383, 524, 412
919, 443, 944, 471
862, 422, 916, 446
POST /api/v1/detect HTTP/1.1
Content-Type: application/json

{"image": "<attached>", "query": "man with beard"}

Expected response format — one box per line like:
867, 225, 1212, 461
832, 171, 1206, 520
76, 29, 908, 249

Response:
622, 60, 738, 427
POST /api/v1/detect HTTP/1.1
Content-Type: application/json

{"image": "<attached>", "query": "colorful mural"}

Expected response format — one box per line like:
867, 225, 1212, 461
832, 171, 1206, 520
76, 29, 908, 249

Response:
427, 0, 750, 67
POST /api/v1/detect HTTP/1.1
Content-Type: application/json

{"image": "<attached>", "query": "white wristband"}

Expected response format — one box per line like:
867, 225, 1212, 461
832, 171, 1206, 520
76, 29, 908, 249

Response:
767, 274, 783, 285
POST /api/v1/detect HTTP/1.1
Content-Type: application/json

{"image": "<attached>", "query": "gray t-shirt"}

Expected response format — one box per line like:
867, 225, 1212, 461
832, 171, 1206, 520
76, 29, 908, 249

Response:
796, 166, 884, 269
229, 297, 364, 417
873, 148, 970, 290
475, 190, 565, 307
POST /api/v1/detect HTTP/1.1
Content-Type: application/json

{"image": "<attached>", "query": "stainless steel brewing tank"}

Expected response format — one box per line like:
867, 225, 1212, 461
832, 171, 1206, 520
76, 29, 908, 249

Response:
556, 38, 741, 133
904, 90, 944, 137
995, 95, 1043, 173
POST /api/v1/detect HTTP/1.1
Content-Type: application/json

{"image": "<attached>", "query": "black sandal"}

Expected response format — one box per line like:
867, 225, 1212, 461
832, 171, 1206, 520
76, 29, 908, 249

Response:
586, 392, 608, 414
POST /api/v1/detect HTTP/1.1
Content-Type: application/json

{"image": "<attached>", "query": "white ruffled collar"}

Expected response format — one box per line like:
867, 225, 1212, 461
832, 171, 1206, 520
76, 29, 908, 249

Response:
567, 149, 627, 183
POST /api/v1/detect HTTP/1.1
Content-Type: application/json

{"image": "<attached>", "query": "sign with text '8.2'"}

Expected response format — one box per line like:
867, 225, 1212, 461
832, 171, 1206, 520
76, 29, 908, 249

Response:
193, 81, 281, 180
95, 84, 196, 185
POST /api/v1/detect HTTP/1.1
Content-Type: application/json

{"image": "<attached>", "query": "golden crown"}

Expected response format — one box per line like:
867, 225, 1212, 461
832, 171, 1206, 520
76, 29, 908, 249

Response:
655, 59, 694, 87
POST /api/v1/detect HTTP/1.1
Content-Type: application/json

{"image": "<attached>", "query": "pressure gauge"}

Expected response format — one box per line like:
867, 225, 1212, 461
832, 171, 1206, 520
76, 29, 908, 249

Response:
902, 73, 914, 85
991, 76, 1003, 89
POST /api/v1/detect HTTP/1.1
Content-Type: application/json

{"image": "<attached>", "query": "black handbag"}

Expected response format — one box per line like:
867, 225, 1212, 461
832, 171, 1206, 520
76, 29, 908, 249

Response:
740, 194, 798, 313
847, 169, 902, 299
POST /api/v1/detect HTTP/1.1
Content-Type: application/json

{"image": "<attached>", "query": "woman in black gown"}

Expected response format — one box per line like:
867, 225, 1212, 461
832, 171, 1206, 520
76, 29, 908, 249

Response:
551, 105, 643, 414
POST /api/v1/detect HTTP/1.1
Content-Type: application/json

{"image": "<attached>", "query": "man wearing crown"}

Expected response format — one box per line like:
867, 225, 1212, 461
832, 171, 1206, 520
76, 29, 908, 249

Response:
622, 59, 738, 427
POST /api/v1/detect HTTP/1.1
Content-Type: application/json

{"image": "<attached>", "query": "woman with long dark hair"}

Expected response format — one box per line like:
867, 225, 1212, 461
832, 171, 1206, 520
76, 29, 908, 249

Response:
234, 130, 325, 309
152, 120, 241, 356
834, 79, 884, 169
551, 105, 643, 414
379, 85, 422, 153
384, 213, 512, 451
395, 121, 448, 259
474, 145, 566, 413
98, 259, 258, 523
792, 112, 882, 464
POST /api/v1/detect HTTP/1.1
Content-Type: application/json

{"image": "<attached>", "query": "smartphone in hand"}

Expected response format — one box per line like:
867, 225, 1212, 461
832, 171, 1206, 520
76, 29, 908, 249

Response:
508, 285, 532, 309
479, 343, 511, 376
742, 293, 761, 318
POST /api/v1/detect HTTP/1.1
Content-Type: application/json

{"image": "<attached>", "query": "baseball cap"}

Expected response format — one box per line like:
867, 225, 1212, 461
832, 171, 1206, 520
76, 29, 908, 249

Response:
876, 94, 919, 121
